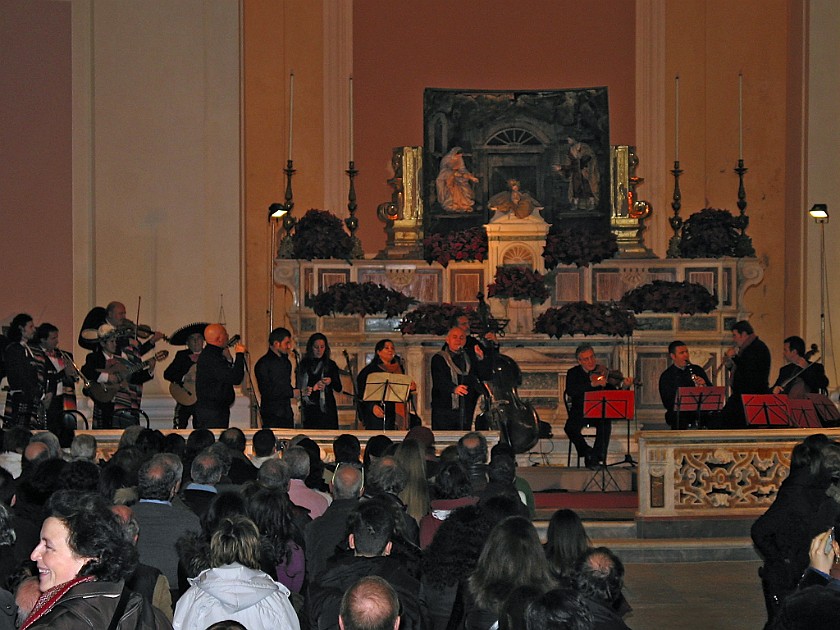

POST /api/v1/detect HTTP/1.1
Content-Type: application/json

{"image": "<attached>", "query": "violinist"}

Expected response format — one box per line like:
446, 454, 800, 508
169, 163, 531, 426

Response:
658, 340, 713, 429
564, 344, 632, 469
254, 327, 298, 429
195, 323, 247, 429
299, 332, 343, 430
357, 339, 415, 430
104, 301, 166, 353
719, 320, 772, 428
771, 336, 828, 398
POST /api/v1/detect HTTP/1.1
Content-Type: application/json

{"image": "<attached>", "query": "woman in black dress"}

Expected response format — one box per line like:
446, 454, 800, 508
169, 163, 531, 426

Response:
356, 339, 414, 431
299, 333, 342, 429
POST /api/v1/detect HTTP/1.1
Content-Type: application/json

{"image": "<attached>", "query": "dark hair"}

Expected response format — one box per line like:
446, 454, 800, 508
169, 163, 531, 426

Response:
268, 327, 292, 346
162, 433, 186, 459
134, 429, 164, 456
334, 433, 362, 464
105, 445, 145, 487
205, 622, 248, 630
137, 456, 180, 501
304, 332, 331, 362
468, 516, 554, 615
457, 432, 488, 466
544, 509, 590, 580
258, 458, 291, 491
574, 344, 594, 359
186, 429, 216, 456
368, 456, 407, 495
770, 585, 840, 630
363, 435, 394, 472
784, 336, 806, 357
498, 585, 544, 630
574, 546, 625, 606
7, 313, 33, 342
201, 492, 248, 540
252, 429, 277, 458
3, 426, 31, 453
296, 437, 329, 492
488, 454, 516, 485
0, 467, 14, 506
524, 587, 593, 630
246, 487, 300, 566
46, 490, 137, 581
0, 503, 15, 547
220, 427, 247, 453
35, 322, 58, 342
349, 500, 395, 556
668, 340, 687, 355
731, 320, 754, 336
433, 461, 473, 500
191, 450, 224, 485
373, 339, 393, 354
58, 460, 101, 493
790, 433, 833, 478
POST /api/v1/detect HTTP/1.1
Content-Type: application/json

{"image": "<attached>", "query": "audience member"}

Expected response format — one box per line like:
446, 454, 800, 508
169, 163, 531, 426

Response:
525, 587, 594, 630
219, 428, 258, 484
545, 509, 591, 584
246, 487, 306, 594
574, 547, 631, 630
339, 576, 401, 630
457, 432, 488, 495
394, 439, 430, 525
181, 449, 223, 518
56, 459, 100, 493
68, 434, 97, 463
491, 442, 535, 516
419, 460, 477, 549
363, 435, 394, 474
252, 428, 279, 467
366, 456, 420, 547
285, 446, 329, 518
0, 427, 30, 477
332, 434, 362, 467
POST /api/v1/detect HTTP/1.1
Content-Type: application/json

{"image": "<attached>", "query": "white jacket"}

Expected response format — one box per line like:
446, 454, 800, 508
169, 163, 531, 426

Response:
173, 563, 300, 630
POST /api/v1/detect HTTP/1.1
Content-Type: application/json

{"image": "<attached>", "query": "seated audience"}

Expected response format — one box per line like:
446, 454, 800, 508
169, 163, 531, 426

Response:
286, 446, 329, 519
525, 587, 594, 630
246, 487, 306, 594
339, 576, 401, 630
218, 428, 258, 484
419, 461, 477, 550
181, 449, 223, 518
544, 509, 592, 584
574, 547, 631, 630
251, 429, 279, 468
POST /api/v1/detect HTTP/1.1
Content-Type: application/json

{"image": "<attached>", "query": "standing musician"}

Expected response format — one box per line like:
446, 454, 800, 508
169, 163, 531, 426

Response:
81, 324, 158, 429
771, 336, 828, 397
194, 323, 247, 429
3, 313, 41, 429
164, 326, 205, 429
357, 338, 416, 430
431, 327, 484, 431
720, 320, 772, 428
564, 344, 633, 468
35, 323, 80, 444
658, 340, 713, 429
254, 327, 298, 429
299, 332, 343, 430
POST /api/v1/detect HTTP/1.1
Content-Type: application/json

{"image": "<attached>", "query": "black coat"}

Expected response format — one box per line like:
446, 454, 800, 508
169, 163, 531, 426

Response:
195, 344, 244, 410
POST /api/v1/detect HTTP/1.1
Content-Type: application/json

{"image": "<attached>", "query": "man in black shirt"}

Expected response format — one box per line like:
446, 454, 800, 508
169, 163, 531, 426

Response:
658, 340, 712, 429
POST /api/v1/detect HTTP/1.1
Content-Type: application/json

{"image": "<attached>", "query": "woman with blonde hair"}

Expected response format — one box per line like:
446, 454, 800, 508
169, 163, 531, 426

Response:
394, 438, 431, 524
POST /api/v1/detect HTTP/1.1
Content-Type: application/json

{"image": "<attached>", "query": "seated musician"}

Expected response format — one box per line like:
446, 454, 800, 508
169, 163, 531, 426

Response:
81, 324, 157, 429
431, 327, 483, 431
771, 335, 828, 397
658, 340, 713, 429
564, 344, 632, 468
357, 339, 415, 430
164, 329, 204, 429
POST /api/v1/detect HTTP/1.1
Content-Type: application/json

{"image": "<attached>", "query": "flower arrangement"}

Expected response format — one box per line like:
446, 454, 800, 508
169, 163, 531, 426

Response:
279, 209, 363, 261
620, 280, 718, 314
678, 208, 755, 258
543, 226, 618, 269
423, 227, 488, 267
534, 302, 636, 338
398, 303, 476, 335
487, 266, 550, 304
307, 282, 416, 318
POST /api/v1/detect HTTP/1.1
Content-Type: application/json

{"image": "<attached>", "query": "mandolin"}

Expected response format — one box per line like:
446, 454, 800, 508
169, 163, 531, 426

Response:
86, 350, 169, 403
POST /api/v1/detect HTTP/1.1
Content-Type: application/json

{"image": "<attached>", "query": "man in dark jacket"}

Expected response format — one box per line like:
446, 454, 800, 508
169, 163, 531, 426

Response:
254, 327, 298, 428
720, 320, 772, 428
575, 547, 632, 630
194, 324, 246, 429
309, 501, 423, 630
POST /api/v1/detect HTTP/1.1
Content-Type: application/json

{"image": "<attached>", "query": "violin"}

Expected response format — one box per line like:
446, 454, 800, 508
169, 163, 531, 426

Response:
115, 320, 169, 342
590, 364, 635, 389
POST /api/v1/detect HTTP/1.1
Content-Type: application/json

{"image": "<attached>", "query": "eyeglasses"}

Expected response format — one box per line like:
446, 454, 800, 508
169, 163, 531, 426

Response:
331, 461, 364, 488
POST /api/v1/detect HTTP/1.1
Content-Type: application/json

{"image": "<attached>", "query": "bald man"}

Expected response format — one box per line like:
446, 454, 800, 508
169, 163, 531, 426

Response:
430, 327, 483, 431
194, 324, 247, 428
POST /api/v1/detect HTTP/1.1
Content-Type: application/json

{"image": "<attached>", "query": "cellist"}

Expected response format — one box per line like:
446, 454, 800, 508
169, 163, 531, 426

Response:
771, 336, 828, 397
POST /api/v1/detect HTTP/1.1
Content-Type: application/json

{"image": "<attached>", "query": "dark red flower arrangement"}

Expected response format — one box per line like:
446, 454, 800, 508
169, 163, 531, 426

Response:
534, 301, 636, 338
307, 282, 416, 318
487, 266, 550, 304
398, 303, 476, 335
423, 227, 488, 268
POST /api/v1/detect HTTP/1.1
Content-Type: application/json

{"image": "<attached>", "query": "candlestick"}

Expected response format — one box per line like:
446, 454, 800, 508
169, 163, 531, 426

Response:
738, 73, 743, 161
288, 72, 295, 162
675, 75, 680, 162
349, 76, 354, 163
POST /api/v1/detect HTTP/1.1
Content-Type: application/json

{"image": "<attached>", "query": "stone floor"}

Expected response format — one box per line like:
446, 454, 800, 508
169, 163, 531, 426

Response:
622, 560, 765, 630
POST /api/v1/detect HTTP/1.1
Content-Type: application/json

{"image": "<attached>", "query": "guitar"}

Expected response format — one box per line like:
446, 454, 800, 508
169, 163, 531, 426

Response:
169, 363, 197, 406
86, 350, 169, 403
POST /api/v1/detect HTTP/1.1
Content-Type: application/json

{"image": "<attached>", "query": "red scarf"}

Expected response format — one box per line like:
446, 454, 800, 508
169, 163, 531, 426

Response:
21, 576, 95, 629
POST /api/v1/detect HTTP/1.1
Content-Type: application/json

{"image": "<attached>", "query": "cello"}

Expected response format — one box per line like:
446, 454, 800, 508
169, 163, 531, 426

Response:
473, 293, 541, 453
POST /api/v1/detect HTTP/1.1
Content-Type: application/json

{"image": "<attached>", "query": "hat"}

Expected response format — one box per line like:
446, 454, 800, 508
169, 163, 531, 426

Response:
169, 322, 209, 346
97, 324, 117, 340
78, 306, 108, 350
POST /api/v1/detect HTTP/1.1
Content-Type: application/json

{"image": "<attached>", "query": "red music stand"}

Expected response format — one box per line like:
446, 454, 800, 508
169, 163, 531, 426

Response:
785, 397, 821, 428
742, 394, 791, 427
582, 390, 635, 492
807, 394, 840, 427
674, 386, 725, 429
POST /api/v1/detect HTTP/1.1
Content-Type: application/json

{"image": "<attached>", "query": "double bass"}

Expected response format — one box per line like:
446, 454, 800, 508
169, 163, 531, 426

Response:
473, 293, 540, 453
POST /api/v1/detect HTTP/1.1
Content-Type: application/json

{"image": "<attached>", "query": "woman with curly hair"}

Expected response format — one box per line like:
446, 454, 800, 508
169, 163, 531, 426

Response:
246, 488, 305, 594
22, 490, 169, 629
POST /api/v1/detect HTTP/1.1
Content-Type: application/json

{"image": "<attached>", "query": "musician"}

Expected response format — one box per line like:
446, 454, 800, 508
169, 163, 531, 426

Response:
771, 336, 828, 397
35, 323, 79, 444
564, 344, 632, 468
105, 301, 165, 353
254, 327, 298, 429
720, 320, 772, 428
299, 332, 342, 430
357, 339, 414, 430
164, 331, 204, 429
81, 323, 157, 429
431, 327, 483, 431
658, 340, 712, 429
3, 313, 41, 429
194, 323, 246, 429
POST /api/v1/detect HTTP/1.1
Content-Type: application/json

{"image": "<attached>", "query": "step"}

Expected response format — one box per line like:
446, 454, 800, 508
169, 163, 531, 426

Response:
591, 536, 759, 563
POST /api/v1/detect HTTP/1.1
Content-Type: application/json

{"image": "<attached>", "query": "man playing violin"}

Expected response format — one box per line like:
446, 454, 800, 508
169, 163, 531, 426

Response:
564, 344, 632, 469
105, 301, 166, 353
658, 340, 713, 429
81, 324, 158, 429
771, 336, 828, 397
194, 323, 247, 429
719, 320, 772, 428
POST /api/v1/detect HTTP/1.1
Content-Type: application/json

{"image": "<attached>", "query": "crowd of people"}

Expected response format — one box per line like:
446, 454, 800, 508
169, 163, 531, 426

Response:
0, 424, 642, 629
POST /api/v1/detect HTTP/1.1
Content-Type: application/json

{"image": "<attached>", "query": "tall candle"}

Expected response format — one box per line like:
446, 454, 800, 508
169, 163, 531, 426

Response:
288, 72, 295, 162
675, 75, 680, 162
349, 76, 354, 163
738, 73, 743, 161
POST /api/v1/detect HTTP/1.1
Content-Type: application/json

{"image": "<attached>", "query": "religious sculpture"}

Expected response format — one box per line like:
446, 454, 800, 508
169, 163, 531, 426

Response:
555, 137, 600, 210
435, 147, 478, 212
488, 179, 543, 222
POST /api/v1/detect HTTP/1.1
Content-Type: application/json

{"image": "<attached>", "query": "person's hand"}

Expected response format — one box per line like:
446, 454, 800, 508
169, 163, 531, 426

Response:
622, 376, 634, 388
107, 371, 121, 384
772, 385, 783, 394
234, 343, 247, 355
304, 386, 313, 397
809, 529, 836, 574
147, 357, 157, 370
151, 331, 165, 343
321, 377, 331, 386
474, 346, 484, 361
373, 404, 385, 419
454, 384, 469, 396
410, 381, 417, 392
725, 346, 737, 359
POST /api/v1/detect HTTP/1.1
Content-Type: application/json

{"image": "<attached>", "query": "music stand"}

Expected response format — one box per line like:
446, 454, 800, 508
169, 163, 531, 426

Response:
807, 393, 840, 427
582, 390, 635, 492
674, 386, 725, 429
363, 372, 413, 431
742, 394, 791, 427
786, 397, 821, 428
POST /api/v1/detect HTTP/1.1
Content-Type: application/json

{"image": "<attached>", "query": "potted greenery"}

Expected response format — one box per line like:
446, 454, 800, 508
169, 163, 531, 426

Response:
278, 209, 363, 261
620, 281, 718, 314
677, 208, 755, 258
398, 303, 476, 335
486, 266, 550, 304
423, 226, 488, 267
306, 282, 416, 318
534, 302, 636, 338
543, 226, 618, 269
